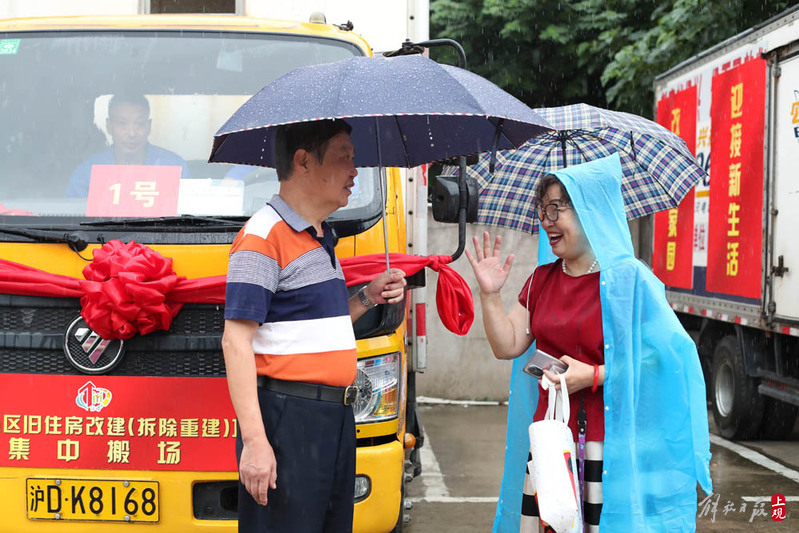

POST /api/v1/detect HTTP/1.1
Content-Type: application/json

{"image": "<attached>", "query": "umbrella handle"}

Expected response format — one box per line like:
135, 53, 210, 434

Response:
489, 118, 504, 173
375, 117, 390, 274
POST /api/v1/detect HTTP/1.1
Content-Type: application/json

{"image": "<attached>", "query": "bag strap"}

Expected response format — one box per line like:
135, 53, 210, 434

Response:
578, 392, 587, 531
541, 373, 570, 424
557, 373, 570, 424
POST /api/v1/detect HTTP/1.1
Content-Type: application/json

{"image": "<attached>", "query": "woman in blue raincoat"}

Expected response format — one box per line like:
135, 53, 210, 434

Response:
465, 154, 712, 532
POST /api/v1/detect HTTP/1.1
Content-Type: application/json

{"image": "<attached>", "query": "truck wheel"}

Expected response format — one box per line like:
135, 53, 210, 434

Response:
711, 335, 764, 439
758, 397, 798, 440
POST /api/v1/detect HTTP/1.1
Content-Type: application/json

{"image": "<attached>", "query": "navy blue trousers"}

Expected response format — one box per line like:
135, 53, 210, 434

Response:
236, 388, 356, 533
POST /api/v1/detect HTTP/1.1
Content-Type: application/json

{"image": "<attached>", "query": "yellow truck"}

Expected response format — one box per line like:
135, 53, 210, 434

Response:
0, 12, 429, 532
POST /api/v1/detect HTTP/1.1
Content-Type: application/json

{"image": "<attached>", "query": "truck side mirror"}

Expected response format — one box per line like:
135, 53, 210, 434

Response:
432, 173, 478, 223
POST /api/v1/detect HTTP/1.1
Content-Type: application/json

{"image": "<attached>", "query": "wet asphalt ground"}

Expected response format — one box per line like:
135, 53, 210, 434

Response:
404, 402, 799, 532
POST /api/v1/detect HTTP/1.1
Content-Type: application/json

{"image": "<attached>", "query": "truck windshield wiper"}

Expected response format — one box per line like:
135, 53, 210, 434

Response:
80, 215, 245, 230
0, 224, 90, 252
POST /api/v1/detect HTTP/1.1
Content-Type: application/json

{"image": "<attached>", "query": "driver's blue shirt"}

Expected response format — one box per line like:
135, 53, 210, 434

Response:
66, 143, 190, 198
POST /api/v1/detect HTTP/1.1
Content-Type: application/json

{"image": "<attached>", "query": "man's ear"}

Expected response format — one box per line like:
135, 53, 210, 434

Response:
293, 149, 310, 174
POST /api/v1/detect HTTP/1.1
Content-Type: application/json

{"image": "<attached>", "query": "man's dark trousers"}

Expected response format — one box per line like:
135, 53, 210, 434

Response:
236, 387, 356, 532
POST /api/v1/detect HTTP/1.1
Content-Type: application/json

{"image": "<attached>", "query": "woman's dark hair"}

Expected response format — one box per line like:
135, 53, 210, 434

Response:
274, 119, 353, 181
535, 174, 572, 207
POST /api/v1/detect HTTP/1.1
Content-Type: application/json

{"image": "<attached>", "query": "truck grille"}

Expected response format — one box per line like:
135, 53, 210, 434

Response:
0, 348, 227, 376
0, 295, 226, 377
0, 306, 77, 331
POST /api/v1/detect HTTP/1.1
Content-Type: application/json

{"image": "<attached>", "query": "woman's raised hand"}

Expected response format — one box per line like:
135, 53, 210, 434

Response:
465, 231, 515, 295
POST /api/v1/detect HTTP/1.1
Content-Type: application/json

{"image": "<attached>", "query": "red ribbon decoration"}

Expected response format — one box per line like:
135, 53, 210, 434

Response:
80, 241, 183, 340
0, 241, 473, 339
0, 240, 224, 340
339, 253, 474, 335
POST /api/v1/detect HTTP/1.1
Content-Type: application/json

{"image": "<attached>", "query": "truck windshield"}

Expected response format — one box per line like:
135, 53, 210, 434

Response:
0, 30, 380, 230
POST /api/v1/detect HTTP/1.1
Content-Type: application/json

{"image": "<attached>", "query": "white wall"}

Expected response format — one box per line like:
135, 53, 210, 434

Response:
1, 0, 139, 18
2, 1, 429, 57
419, 214, 540, 401
245, 0, 427, 54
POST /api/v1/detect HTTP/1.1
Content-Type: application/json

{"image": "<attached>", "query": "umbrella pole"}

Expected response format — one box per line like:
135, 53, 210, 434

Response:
375, 117, 391, 274
559, 131, 568, 165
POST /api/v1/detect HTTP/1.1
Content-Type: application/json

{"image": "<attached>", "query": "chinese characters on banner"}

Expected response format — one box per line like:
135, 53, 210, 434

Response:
653, 85, 698, 288
0, 374, 236, 471
707, 58, 766, 299
86, 164, 181, 217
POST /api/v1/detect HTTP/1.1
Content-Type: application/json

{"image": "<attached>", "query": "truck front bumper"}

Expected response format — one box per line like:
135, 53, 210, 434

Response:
353, 439, 404, 533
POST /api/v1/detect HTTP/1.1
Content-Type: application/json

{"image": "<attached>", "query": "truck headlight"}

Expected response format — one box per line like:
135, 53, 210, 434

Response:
353, 353, 400, 423
354, 475, 371, 502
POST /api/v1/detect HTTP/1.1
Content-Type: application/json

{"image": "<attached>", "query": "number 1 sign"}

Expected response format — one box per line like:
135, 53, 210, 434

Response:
86, 165, 181, 217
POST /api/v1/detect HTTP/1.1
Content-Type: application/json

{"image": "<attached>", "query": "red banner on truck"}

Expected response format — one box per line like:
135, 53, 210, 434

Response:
0, 374, 236, 471
653, 85, 698, 288
707, 58, 766, 299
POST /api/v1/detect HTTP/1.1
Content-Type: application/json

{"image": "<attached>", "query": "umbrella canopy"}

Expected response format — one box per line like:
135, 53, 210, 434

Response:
468, 103, 705, 234
208, 54, 552, 168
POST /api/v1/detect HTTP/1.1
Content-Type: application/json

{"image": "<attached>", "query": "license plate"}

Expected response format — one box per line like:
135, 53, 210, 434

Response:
26, 478, 159, 522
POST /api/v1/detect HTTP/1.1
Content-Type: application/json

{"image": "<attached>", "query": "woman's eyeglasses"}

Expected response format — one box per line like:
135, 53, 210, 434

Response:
536, 202, 572, 222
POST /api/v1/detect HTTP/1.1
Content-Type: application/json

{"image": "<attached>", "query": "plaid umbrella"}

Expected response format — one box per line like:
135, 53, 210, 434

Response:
466, 103, 704, 234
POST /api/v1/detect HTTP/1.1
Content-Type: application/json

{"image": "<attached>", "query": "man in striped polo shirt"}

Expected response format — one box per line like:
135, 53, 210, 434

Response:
222, 119, 406, 532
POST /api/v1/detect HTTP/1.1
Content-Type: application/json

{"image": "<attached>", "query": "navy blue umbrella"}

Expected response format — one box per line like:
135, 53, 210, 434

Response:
208, 54, 551, 168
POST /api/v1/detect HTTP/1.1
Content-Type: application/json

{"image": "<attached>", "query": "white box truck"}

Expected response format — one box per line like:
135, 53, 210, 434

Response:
649, 5, 799, 440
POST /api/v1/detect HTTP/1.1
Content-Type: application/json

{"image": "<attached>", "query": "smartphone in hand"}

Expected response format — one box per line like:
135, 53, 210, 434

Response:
523, 349, 568, 379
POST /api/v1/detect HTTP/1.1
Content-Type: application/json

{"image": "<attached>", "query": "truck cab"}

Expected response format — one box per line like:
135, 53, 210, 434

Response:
0, 14, 418, 532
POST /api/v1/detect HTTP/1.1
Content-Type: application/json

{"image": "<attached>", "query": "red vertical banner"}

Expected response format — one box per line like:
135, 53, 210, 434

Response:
652, 85, 697, 288
707, 58, 766, 299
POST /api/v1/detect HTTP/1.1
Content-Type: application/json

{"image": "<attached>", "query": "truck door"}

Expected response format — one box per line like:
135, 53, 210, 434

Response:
770, 50, 799, 322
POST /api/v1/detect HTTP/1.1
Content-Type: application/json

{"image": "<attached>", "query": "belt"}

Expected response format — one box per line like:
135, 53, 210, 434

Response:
257, 376, 358, 406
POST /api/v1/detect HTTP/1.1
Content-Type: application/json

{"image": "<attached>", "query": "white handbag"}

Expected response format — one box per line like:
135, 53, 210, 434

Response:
527, 373, 583, 533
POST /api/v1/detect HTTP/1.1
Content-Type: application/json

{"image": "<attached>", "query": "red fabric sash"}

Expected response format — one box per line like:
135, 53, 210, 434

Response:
0, 241, 473, 339
339, 253, 473, 335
